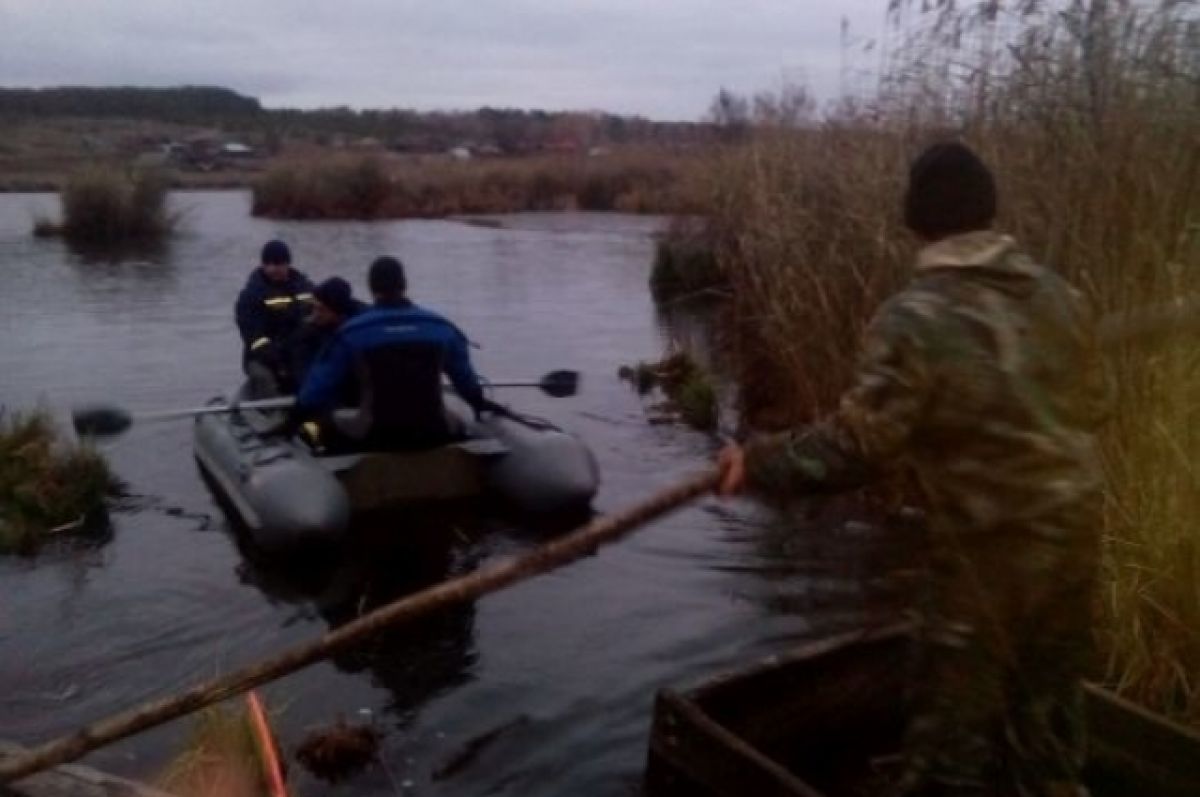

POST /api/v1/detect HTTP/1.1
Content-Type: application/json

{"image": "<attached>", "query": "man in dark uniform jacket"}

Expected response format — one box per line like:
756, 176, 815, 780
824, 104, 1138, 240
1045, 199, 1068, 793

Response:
234, 239, 314, 395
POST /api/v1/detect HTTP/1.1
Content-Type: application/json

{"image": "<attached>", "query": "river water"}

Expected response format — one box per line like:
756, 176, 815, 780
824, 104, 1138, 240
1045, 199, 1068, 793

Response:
0, 192, 898, 795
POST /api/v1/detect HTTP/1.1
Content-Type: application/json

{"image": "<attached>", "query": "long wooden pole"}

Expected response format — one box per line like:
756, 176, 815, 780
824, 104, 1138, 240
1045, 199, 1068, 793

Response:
0, 470, 719, 784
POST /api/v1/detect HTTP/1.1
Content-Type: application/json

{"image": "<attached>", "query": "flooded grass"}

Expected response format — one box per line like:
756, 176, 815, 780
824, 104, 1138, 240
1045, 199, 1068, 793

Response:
692, 0, 1200, 723
0, 408, 115, 554
251, 151, 694, 220
35, 167, 176, 246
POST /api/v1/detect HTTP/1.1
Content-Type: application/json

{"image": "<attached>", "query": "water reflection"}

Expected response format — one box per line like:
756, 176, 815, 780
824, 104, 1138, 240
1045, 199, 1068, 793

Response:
64, 236, 172, 267
234, 510, 483, 722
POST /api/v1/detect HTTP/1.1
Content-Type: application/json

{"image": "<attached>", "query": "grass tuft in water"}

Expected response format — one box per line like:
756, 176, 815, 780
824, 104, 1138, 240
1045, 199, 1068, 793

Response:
0, 408, 116, 554
620, 351, 719, 431
35, 167, 176, 246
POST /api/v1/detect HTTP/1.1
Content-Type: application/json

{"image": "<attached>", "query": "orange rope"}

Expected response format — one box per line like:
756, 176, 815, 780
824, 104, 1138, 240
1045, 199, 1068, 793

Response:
246, 691, 289, 797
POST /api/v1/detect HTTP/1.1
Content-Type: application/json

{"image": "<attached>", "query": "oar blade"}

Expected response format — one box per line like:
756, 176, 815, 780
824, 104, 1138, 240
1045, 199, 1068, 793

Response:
539, 370, 579, 398
72, 405, 133, 438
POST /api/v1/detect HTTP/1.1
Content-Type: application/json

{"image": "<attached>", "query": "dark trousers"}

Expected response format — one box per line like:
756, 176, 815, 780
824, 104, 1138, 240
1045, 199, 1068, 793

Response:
897, 508, 1099, 797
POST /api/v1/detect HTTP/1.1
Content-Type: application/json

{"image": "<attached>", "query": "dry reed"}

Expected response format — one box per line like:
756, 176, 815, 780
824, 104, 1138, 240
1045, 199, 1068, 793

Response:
698, 0, 1200, 721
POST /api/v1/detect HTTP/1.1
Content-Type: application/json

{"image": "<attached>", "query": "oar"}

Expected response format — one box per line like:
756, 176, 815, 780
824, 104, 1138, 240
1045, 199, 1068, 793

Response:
71, 370, 581, 437
0, 469, 719, 784
503, 369, 579, 398
72, 397, 295, 438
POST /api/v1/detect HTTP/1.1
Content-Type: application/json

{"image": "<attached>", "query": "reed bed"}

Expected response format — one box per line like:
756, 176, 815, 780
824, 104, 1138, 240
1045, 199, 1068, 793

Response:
251, 150, 697, 219
692, 0, 1200, 721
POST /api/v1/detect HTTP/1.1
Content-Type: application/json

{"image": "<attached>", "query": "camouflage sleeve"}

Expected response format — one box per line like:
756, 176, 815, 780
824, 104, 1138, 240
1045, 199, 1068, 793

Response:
744, 299, 934, 497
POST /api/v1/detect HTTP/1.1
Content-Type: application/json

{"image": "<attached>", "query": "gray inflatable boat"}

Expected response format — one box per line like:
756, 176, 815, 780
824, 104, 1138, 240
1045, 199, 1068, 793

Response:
193, 393, 599, 550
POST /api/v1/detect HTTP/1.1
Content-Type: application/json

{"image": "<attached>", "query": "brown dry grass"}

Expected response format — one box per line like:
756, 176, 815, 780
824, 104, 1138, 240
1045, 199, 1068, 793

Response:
157, 704, 267, 797
251, 149, 701, 219
0, 408, 114, 554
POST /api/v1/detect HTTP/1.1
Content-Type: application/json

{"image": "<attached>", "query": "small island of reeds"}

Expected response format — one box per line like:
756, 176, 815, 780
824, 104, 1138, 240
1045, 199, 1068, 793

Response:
34, 167, 176, 247
0, 408, 116, 554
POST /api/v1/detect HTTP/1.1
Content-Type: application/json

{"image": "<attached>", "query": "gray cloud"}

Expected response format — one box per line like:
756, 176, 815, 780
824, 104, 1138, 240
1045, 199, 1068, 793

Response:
0, 0, 887, 119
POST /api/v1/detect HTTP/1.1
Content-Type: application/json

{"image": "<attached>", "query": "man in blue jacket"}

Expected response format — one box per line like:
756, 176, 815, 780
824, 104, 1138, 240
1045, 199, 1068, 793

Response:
234, 240, 315, 395
287, 256, 492, 451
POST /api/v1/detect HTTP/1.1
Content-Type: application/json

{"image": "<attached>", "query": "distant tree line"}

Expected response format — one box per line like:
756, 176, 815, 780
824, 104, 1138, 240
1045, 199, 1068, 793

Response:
0, 85, 714, 154
0, 86, 262, 124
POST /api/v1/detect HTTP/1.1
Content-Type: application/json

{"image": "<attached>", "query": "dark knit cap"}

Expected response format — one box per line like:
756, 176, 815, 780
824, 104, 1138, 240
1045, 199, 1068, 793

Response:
261, 239, 292, 265
313, 277, 355, 317
903, 142, 997, 240
368, 256, 406, 297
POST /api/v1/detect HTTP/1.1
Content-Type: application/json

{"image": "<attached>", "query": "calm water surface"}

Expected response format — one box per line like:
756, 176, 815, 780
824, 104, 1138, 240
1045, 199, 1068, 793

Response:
0, 192, 894, 795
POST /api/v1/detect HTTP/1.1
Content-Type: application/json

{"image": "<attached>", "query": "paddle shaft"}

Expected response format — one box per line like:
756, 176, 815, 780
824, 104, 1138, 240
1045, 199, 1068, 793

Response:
0, 470, 719, 784
129, 375, 575, 422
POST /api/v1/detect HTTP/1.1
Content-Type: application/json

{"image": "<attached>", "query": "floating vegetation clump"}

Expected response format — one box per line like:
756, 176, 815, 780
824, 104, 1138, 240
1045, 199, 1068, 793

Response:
0, 408, 116, 554
295, 718, 380, 783
619, 351, 719, 432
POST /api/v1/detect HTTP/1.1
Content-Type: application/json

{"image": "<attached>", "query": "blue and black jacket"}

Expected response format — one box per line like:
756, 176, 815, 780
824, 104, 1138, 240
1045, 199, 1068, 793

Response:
234, 268, 315, 366
297, 299, 486, 448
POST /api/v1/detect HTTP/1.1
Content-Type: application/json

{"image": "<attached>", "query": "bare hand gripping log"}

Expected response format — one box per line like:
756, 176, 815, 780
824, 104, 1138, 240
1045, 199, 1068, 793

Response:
0, 470, 719, 784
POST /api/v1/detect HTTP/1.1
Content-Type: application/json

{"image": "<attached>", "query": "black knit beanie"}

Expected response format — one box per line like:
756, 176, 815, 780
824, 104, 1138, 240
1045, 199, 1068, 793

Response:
904, 142, 997, 240
313, 277, 356, 317
261, 239, 292, 265
368, 256, 407, 298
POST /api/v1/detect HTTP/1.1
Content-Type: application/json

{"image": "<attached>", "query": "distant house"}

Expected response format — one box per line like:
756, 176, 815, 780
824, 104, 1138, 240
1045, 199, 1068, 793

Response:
221, 142, 256, 158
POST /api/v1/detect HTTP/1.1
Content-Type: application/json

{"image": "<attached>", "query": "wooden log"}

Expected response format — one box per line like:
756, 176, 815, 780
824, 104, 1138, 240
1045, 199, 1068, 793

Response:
0, 470, 719, 784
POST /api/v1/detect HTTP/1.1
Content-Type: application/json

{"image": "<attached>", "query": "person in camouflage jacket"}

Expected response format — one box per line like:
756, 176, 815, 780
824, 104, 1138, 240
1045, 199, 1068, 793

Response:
716, 143, 1110, 796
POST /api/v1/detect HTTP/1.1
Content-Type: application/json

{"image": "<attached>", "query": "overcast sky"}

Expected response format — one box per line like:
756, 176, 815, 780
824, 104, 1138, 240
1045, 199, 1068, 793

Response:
0, 1, 889, 120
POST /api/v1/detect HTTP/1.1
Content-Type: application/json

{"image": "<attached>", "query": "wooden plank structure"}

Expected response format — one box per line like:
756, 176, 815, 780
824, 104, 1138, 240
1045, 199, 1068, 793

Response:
0, 742, 176, 797
644, 625, 1200, 797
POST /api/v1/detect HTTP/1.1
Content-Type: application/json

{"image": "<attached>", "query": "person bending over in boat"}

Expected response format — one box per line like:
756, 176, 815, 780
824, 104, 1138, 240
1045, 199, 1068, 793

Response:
289, 276, 368, 387
714, 143, 1110, 797
235, 239, 315, 397
277, 255, 496, 452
